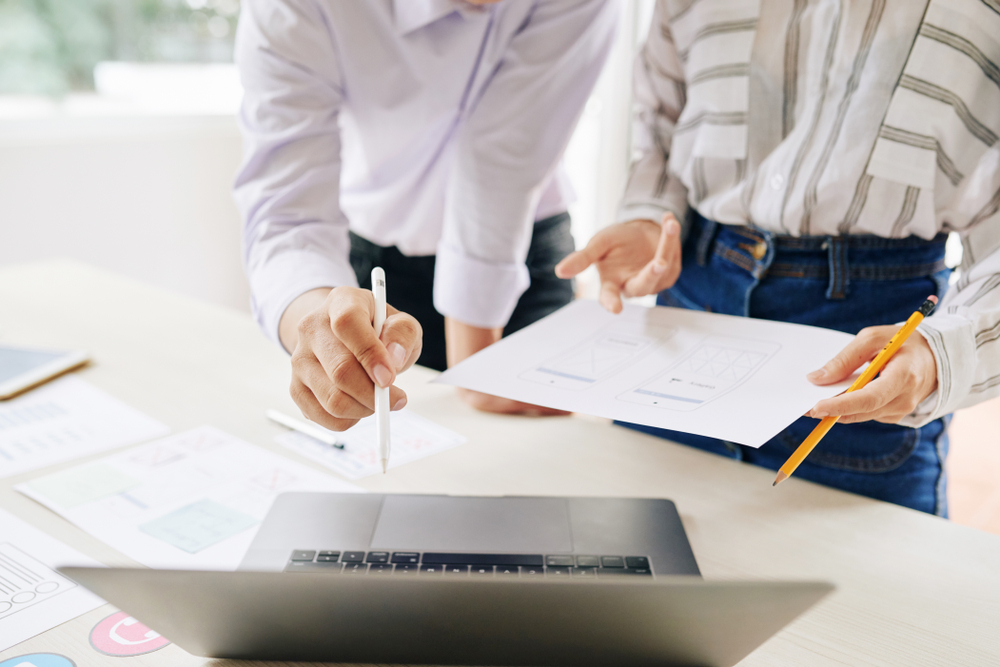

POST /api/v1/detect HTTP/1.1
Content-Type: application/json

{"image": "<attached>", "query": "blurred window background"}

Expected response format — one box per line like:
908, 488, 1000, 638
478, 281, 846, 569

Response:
0, 0, 239, 96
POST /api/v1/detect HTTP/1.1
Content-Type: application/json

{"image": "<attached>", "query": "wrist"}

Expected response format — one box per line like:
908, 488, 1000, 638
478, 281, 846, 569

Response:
445, 317, 503, 367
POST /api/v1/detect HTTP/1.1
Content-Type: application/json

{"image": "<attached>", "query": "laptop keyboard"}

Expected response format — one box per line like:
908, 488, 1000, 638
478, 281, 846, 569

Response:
284, 550, 653, 577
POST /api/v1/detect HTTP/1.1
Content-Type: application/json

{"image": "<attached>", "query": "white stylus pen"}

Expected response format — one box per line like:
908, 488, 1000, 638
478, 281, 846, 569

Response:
371, 267, 391, 473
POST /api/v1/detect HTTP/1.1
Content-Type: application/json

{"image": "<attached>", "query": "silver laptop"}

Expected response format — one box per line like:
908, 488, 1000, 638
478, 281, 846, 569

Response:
61, 493, 833, 666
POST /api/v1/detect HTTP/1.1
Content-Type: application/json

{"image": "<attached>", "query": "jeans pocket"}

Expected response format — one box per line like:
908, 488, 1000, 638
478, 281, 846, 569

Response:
772, 418, 919, 473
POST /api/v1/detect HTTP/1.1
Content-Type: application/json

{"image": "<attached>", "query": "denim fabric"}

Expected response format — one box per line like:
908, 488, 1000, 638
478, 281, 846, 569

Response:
622, 212, 952, 516
350, 212, 575, 372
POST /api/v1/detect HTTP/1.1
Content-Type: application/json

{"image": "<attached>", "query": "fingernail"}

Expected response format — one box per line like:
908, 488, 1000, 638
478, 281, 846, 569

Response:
388, 342, 406, 370
651, 260, 666, 275
807, 369, 827, 382
392, 396, 407, 411
373, 364, 392, 388
665, 219, 680, 235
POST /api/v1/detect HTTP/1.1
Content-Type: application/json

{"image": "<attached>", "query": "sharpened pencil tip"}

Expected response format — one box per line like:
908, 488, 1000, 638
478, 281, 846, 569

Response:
773, 471, 788, 486
772, 481, 777, 487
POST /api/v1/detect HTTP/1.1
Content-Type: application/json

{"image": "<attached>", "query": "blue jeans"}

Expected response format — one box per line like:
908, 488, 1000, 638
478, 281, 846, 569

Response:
621, 213, 952, 516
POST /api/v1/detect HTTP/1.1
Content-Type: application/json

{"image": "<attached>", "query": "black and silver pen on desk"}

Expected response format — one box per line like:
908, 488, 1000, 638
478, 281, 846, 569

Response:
265, 409, 344, 449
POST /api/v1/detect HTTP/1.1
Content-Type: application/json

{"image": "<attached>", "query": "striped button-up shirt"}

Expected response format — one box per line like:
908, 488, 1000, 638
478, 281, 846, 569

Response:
620, 0, 1000, 426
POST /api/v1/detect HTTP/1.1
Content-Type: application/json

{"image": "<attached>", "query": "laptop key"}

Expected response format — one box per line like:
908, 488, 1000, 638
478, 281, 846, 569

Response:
391, 552, 420, 564
496, 566, 520, 576
365, 551, 390, 564
318, 550, 340, 557
419, 564, 445, 575
316, 554, 340, 562
369, 563, 392, 574
393, 564, 418, 575
470, 566, 494, 576
545, 556, 575, 567
575, 556, 600, 568
522, 566, 543, 577
444, 565, 469, 576
284, 562, 342, 573
601, 556, 625, 568
341, 551, 365, 563
290, 550, 316, 562
626, 556, 650, 569
627, 567, 653, 576
545, 566, 571, 577
421, 553, 543, 567
571, 567, 597, 578
343, 563, 369, 574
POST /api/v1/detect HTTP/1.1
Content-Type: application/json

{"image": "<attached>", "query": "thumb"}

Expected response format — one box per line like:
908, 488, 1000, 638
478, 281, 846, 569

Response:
807, 328, 889, 385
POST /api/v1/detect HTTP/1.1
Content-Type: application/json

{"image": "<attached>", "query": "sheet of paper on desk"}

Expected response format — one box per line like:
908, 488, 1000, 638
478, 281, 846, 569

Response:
15, 426, 363, 570
275, 409, 467, 479
0, 508, 105, 652
437, 300, 856, 447
0, 375, 169, 479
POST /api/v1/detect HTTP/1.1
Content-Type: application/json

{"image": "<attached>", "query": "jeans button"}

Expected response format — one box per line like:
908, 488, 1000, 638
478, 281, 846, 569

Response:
750, 241, 767, 260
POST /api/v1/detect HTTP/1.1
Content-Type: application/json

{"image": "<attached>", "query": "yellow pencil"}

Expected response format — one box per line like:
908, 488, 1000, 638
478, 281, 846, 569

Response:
773, 295, 939, 487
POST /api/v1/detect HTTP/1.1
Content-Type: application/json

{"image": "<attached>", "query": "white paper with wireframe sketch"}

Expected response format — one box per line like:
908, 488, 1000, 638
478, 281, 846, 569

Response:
437, 300, 856, 447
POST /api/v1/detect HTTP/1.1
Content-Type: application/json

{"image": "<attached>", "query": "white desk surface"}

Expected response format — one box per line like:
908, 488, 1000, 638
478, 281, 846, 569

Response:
1, 260, 998, 667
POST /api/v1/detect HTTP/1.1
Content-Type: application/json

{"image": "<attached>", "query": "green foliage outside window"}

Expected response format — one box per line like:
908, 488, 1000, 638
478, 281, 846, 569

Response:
0, 0, 239, 96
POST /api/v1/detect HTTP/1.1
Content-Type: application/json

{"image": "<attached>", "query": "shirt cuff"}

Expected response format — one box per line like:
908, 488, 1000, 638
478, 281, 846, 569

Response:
432, 243, 530, 329
248, 249, 359, 351
897, 313, 977, 427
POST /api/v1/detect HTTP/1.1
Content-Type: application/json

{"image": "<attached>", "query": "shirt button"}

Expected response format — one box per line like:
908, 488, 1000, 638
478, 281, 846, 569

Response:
770, 174, 785, 190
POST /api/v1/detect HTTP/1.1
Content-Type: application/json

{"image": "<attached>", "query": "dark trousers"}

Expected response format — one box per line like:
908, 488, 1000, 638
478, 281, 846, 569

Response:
349, 213, 575, 371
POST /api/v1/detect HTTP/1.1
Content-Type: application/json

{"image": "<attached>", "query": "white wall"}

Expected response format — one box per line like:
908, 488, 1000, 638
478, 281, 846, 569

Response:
0, 114, 250, 312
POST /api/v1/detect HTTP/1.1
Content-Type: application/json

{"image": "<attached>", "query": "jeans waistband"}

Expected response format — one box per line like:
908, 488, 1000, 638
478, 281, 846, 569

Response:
689, 213, 948, 300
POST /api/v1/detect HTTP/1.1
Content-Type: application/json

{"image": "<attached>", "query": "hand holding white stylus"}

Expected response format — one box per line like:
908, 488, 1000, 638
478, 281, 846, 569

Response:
372, 267, 391, 473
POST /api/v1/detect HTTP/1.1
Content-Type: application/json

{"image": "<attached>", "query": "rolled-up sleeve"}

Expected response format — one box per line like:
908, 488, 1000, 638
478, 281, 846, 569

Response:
234, 0, 357, 347
617, 0, 689, 227
434, 0, 618, 329
902, 199, 1000, 427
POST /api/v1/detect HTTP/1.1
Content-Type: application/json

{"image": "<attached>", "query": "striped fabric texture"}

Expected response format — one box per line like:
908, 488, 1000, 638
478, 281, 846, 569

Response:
620, 0, 1000, 425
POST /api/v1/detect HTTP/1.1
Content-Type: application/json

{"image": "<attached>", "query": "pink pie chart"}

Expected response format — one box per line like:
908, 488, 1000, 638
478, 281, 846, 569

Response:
90, 611, 171, 656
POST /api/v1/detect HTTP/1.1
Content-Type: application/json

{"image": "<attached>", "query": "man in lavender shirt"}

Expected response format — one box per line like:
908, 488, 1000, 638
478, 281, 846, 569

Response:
234, 0, 617, 431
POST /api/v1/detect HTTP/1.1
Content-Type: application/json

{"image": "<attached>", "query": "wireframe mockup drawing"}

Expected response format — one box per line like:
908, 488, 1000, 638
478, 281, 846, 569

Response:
618, 336, 781, 411
519, 323, 677, 390
0, 543, 77, 620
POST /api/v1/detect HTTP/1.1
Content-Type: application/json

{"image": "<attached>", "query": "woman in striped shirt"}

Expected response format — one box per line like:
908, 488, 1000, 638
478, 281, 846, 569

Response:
558, 0, 1000, 515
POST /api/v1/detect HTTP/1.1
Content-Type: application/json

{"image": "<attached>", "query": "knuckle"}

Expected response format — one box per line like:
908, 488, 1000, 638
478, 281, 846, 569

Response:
324, 391, 354, 418
354, 343, 383, 370
329, 357, 357, 388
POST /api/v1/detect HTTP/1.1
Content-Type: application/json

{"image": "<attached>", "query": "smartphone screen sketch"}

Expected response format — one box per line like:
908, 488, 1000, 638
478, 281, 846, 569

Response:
618, 335, 780, 411
519, 323, 676, 390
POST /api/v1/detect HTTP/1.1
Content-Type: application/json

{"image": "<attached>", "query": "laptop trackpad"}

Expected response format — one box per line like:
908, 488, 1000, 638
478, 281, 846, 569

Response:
370, 496, 574, 553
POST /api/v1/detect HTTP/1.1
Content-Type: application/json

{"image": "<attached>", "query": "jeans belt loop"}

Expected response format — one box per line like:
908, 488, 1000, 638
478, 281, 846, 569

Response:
825, 236, 850, 300
695, 218, 718, 267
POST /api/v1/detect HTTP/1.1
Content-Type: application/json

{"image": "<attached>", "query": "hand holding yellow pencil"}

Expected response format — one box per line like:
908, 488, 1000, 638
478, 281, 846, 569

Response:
773, 295, 939, 486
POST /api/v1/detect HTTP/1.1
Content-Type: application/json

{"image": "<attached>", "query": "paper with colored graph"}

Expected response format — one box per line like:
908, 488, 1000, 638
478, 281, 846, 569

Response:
275, 409, 466, 479
0, 508, 104, 652
438, 300, 856, 447
16, 426, 363, 570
